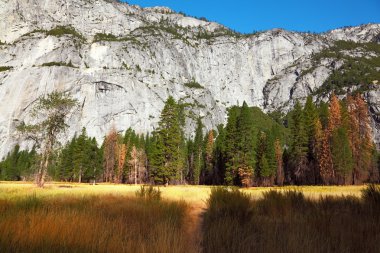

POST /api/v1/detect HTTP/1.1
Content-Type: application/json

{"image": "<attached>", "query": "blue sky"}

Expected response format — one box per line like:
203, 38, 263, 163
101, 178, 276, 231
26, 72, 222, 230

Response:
124, 0, 380, 33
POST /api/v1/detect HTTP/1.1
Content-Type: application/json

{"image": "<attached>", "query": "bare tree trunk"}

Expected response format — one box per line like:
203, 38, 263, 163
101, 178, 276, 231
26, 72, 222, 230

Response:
36, 158, 44, 187
38, 151, 50, 188
134, 160, 137, 185
79, 168, 82, 183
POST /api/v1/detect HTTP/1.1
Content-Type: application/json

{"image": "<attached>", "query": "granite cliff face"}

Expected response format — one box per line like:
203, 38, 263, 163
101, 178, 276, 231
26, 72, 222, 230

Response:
0, 0, 379, 157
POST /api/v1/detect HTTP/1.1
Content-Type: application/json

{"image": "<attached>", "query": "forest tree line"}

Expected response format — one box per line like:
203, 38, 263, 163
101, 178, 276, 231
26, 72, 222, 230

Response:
0, 94, 379, 186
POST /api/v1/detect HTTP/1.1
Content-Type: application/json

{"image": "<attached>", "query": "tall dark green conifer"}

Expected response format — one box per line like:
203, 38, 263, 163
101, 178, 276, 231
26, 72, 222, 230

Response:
289, 100, 308, 184
214, 124, 226, 185
193, 118, 203, 184
331, 127, 353, 184
0, 145, 36, 181
235, 102, 255, 186
72, 128, 89, 183
319, 101, 330, 130
58, 137, 76, 181
224, 106, 240, 185
303, 96, 319, 183
255, 131, 276, 186
303, 96, 318, 154
57, 129, 102, 183
150, 96, 184, 185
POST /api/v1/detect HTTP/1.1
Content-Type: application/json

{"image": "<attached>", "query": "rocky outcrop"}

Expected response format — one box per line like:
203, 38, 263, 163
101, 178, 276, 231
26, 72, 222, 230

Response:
0, 0, 379, 157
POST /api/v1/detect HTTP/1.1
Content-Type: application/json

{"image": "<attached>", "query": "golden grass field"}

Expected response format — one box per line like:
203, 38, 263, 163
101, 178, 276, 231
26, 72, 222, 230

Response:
0, 181, 367, 202
0, 182, 372, 253
0, 182, 367, 223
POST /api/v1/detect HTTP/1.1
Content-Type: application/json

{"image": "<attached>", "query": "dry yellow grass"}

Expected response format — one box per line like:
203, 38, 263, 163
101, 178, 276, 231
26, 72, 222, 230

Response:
0, 181, 366, 201
0, 182, 366, 219
0, 184, 194, 253
0, 182, 368, 252
243, 185, 366, 199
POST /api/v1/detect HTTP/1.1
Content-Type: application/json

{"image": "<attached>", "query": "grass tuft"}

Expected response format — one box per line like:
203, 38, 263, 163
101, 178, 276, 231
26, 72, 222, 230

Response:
135, 185, 162, 201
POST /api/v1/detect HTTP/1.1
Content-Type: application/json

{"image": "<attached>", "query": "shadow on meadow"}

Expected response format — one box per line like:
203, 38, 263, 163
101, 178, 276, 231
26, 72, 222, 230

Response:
202, 185, 380, 253
1, 184, 379, 253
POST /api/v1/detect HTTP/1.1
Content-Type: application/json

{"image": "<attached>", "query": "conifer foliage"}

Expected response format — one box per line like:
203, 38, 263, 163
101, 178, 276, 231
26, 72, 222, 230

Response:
16, 92, 77, 187
57, 128, 102, 183
150, 96, 184, 185
0, 145, 36, 181
1, 93, 379, 186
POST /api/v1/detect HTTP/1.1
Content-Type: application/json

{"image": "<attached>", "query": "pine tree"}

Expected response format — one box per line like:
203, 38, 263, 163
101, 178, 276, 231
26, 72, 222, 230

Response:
289, 101, 308, 184
255, 131, 276, 186
150, 96, 184, 185
193, 118, 203, 184
16, 92, 77, 187
0, 145, 36, 181
224, 106, 240, 185
186, 138, 194, 183
304, 96, 319, 143
313, 119, 323, 183
56, 131, 102, 183
214, 124, 226, 185
331, 127, 353, 185
87, 137, 102, 184
236, 102, 255, 186
2, 145, 21, 180
58, 137, 75, 181
72, 128, 89, 183
303, 96, 319, 183
319, 101, 330, 129
266, 130, 277, 176
149, 134, 166, 184
274, 138, 284, 186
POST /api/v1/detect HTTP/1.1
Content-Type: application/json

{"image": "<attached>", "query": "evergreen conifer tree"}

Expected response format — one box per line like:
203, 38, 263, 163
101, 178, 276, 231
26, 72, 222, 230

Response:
331, 127, 353, 184
224, 106, 240, 185
236, 102, 255, 186
274, 138, 284, 186
289, 101, 308, 184
150, 96, 184, 185
193, 118, 203, 184
214, 124, 227, 185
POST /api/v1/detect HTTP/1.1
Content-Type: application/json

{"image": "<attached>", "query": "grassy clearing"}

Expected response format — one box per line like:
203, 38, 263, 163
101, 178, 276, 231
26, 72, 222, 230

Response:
0, 182, 372, 253
203, 186, 380, 253
0, 182, 364, 203
0, 187, 193, 253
